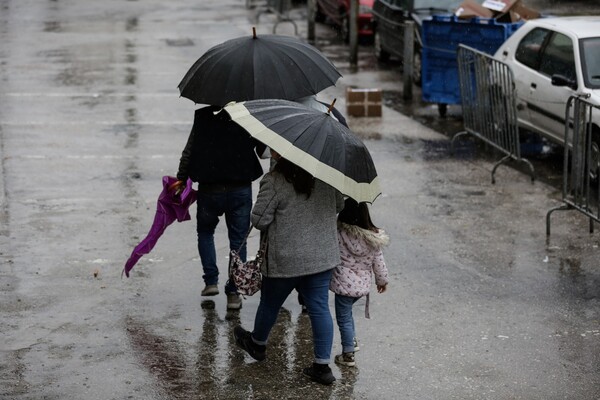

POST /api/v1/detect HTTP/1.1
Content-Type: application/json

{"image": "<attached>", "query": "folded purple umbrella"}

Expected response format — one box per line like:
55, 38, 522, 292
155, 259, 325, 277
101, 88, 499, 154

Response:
123, 176, 197, 277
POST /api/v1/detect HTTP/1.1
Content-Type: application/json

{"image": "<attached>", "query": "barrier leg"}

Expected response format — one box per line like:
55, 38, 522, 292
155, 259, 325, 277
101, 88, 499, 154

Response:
450, 131, 470, 155
491, 154, 512, 184
546, 204, 571, 236
520, 157, 536, 183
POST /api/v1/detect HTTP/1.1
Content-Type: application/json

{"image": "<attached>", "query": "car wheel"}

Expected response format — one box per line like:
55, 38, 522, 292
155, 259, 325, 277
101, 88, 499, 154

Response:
374, 31, 390, 62
413, 48, 422, 87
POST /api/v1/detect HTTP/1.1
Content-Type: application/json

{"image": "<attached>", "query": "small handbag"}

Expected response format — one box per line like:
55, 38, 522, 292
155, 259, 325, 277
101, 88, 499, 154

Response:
228, 227, 267, 296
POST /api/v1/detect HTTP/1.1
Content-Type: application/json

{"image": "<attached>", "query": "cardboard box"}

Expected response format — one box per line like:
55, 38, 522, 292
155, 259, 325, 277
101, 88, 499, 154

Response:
455, 0, 494, 19
346, 88, 382, 117
455, 0, 539, 21
482, 0, 517, 13
495, 1, 540, 22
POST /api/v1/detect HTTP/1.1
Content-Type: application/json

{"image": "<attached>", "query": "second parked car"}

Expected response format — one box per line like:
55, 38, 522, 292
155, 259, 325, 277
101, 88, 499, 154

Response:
371, 0, 460, 85
316, 0, 375, 42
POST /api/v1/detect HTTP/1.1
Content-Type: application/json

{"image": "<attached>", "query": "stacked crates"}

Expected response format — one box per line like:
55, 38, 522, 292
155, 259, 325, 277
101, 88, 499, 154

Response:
422, 15, 523, 107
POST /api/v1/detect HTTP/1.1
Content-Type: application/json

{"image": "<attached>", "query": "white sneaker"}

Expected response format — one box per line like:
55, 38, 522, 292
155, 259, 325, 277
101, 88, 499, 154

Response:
227, 293, 242, 310
201, 285, 219, 296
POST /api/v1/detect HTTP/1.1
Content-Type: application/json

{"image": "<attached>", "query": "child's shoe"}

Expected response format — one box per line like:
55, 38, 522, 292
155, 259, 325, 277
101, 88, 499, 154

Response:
334, 352, 356, 367
353, 337, 360, 352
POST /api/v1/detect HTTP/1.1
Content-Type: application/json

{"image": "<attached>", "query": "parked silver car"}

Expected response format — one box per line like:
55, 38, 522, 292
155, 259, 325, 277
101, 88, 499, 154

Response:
493, 17, 600, 148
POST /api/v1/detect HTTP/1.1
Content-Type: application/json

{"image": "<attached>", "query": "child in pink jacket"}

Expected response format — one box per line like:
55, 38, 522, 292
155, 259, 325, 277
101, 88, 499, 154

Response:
329, 198, 389, 367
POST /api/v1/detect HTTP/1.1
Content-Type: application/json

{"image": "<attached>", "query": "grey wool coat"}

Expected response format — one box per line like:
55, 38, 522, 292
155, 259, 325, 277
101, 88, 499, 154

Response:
251, 171, 345, 278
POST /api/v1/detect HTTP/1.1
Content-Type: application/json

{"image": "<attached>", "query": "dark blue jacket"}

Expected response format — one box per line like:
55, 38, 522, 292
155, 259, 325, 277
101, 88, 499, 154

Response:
177, 106, 265, 185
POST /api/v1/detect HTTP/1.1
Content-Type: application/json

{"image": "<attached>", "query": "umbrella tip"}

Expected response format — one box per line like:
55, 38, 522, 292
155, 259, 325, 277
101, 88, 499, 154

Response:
252, 27, 256, 39
326, 98, 337, 115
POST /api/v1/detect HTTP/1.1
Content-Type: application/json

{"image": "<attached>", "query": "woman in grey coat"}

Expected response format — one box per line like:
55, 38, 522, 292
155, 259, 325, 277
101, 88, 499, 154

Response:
234, 151, 345, 385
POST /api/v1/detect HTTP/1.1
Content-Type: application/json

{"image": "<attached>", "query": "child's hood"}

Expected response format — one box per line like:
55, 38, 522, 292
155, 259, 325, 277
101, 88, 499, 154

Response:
338, 221, 390, 256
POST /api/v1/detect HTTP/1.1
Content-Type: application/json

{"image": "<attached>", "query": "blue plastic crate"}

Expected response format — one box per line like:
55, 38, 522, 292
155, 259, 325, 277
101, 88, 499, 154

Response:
422, 15, 523, 105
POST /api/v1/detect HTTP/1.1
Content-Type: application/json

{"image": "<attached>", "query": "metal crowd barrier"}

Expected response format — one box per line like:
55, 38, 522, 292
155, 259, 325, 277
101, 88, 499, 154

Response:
254, 0, 298, 35
546, 95, 600, 235
452, 44, 535, 184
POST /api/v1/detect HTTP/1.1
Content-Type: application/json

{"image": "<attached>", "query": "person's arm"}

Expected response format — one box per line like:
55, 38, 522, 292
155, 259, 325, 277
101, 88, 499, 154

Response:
176, 126, 195, 181
251, 174, 278, 230
373, 249, 389, 293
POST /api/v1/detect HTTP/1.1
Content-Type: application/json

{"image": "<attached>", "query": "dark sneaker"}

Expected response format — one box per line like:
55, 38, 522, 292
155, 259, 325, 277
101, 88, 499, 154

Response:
335, 352, 356, 367
302, 363, 336, 385
233, 326, 266, 361
353, 337, 360, 352
201, 285, 219, 296
227, 293, 242, 310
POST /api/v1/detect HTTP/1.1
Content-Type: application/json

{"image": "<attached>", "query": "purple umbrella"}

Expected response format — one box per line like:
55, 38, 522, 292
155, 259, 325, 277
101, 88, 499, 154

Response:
123, 176, 197, 277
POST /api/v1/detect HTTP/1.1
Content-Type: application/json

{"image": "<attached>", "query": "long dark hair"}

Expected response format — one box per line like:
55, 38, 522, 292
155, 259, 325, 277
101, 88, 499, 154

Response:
273, 157, 315, 197
338, 198, 378, 231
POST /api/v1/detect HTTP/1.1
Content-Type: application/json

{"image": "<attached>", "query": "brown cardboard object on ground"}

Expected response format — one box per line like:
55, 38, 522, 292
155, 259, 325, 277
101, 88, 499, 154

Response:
482, 0, 540, 21
496, 2, 540, 21
455, 0, 540, 21
346, 88, 382, 117
454, 0, 494, 19
481, 0, 517, 13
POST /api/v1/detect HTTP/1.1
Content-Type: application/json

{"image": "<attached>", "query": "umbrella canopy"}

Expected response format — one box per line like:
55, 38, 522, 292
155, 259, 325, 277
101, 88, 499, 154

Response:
222, 99, 381, 203
178, 28, 342, 106
123, 176, 197, 277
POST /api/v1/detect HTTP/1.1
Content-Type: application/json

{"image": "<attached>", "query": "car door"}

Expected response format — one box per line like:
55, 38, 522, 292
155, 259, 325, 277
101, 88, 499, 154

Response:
529, 31, 578, 144
508, 27, 553, 136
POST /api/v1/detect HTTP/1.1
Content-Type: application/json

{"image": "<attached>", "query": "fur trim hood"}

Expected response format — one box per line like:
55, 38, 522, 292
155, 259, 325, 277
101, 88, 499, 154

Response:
338, 221, 389, 256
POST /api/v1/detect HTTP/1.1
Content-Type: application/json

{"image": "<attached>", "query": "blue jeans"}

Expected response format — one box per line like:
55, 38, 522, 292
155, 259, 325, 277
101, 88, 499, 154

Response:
334, 294, 360, 354
252, 269, 334, 364
196, 185, 252, 294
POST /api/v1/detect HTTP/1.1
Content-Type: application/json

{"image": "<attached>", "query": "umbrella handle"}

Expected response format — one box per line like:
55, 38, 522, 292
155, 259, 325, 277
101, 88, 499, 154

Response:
327, 98, 337, 115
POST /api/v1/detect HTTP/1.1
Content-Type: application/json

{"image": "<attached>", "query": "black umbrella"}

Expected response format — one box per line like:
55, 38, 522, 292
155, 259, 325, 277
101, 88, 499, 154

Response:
178, 28, 342, 106
222, 99, 381, 203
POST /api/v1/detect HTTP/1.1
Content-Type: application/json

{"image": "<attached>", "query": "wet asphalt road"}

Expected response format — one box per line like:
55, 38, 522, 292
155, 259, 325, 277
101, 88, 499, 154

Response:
1, 1, 599, 399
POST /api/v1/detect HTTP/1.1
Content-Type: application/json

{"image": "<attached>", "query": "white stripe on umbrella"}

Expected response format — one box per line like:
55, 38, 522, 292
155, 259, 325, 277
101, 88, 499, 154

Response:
223, 102, 381, 203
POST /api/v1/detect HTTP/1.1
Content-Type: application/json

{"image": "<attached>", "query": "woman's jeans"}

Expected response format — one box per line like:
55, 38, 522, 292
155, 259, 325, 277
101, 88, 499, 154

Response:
252, 269, 334, 364
334, 294, 360, 354
196, 185, 252, 294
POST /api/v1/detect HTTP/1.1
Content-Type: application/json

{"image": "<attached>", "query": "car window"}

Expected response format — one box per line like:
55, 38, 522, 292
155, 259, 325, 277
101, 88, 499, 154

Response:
516, 28, 550, 69
581, 37, 600, 89
539, 32, 576, 81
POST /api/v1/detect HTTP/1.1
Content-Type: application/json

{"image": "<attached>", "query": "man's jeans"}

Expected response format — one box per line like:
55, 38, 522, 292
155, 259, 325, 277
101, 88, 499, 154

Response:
334, 294, 360, 354
196, 185, 252, 294
252, 269, 334, 364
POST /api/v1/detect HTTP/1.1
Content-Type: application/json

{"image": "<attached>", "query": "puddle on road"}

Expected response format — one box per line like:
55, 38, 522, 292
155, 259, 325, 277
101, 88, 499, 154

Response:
124, 303, 360, 399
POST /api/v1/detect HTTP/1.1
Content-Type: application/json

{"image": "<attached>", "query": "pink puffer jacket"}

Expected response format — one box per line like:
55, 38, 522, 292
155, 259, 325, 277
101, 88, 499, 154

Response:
329, 222, 389, 298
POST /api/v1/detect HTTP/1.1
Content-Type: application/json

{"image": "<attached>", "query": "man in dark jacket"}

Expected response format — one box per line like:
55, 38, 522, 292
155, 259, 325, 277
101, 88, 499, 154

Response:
176, 105, 266, 310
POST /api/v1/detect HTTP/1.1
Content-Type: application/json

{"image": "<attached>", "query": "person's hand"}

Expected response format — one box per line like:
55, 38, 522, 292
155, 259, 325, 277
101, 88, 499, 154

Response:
377, 284, 387, 294
169, 180, 185, 195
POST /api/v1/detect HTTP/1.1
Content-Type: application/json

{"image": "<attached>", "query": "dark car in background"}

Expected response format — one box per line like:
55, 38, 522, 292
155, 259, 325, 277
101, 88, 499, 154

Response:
316, 0, 375, 42
371, 0, 460, 85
